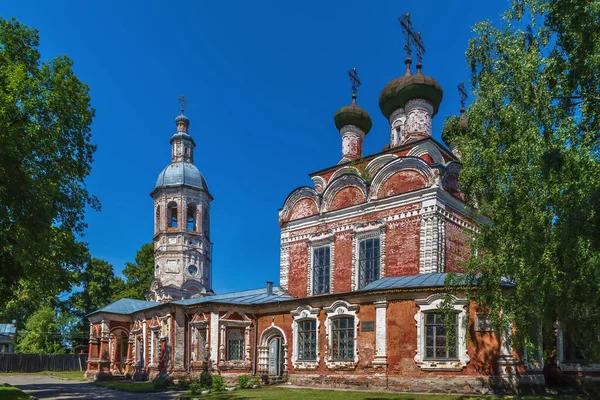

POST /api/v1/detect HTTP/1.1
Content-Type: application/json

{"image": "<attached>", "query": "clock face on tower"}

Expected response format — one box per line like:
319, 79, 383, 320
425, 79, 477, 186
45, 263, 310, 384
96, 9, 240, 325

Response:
187, 265, 198, 276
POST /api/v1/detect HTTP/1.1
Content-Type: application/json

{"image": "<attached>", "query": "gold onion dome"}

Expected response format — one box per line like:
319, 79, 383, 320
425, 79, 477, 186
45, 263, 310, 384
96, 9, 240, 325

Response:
334, 94, 373, 134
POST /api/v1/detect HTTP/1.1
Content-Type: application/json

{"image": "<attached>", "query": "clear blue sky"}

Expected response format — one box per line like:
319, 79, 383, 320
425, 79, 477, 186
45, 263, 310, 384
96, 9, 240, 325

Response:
3, 1, 508, 294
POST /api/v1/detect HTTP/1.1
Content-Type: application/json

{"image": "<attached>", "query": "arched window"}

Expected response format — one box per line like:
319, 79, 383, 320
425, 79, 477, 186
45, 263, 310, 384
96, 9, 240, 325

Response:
187, 204, 196, 231
168, 202, 178, 228
155, 205, 161, 232
203, 209, 210, 239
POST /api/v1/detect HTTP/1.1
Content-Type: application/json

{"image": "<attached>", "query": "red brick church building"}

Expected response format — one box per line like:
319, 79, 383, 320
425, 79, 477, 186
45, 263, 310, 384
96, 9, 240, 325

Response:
84, 26, 591, 392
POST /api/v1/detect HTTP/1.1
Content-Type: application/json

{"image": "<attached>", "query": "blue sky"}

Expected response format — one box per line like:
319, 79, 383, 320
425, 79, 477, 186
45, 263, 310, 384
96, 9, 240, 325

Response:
3, 1, 508, 294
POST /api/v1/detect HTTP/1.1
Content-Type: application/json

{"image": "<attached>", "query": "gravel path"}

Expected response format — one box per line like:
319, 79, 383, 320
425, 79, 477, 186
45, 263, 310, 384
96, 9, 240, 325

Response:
0, 374, 181, 400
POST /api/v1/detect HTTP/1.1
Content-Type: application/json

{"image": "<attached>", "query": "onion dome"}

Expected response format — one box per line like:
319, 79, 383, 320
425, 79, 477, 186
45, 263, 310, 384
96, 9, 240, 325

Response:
175, 113, 190, 127
378, 61, 443, 120
334, 94, 373, 134
155, 162, 209, 192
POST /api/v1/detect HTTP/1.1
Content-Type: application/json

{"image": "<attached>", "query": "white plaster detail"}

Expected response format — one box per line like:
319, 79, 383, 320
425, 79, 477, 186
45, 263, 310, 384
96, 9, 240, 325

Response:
369, 157, 435, 201
311, 176, 326, 194
407, 142, 444, 164
339, 125, 365, 162
365, 154, 399, 177
414, 294, 469, 371
328, 166, 360, 185
210, 311, 219, 366
291, 305, 321, 370
373, 300, 388, 366
351, 220, 386, 291
257, 323, 288, 375
404, 99, 433, 139
419, 198, 446, 273
556, 323, 600, 372
278, 186, 320, 225
218, 310, 252, 369
389, 108, 406, 147
279, 241, 290, 291
321, 173, 367, 212
324, 300, 359, 369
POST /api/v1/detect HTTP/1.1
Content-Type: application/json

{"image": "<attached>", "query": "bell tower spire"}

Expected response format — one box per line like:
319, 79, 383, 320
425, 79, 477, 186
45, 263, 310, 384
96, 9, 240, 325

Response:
171, 95, 194, 163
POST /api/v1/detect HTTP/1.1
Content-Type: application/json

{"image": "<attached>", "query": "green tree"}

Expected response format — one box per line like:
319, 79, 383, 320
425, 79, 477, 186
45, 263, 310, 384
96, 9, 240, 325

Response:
114, 243, 155, 300
16, 305, 67, 354
0, 18, 98, 304
443, 0, 600, 359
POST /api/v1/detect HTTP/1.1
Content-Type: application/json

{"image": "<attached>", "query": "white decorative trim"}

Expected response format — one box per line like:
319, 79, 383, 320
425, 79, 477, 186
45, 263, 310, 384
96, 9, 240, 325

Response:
279, 240, 290, 291
373, 300, 388, 366
218, 310, 252, 369
369, 157, 436, 201
278, 186, 320, 224
351, 220, 386, 291
556, 323, 600, 371
324, 300, 359, 369
307, 231, 335, 296
414, 294, 469, 371
407, 142, 444, 164
258, 323, 288, 375
210, 312, 219, 366
329, 166, 359, 184
291, 305, 321, 370
419, 199, 446, 273
311, 176, 326, 194
321, 174, 367, 212
366, 154, 399, 177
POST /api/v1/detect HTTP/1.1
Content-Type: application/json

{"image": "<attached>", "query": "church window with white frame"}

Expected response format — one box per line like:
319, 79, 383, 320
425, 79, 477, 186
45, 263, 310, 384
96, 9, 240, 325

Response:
297, 319, 317, 361
312, 246, 331, 295
424, 312, 458, 360
358, 237, 380, 289
227, 329, 244, 361
331, 316, 355, 361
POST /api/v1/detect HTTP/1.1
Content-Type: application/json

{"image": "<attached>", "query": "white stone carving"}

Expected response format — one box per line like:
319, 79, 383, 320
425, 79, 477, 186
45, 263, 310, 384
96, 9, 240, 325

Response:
365, 154, 398, 177
389, 108, 406, 147
414, 294, 469, 370
257, 323, 288, 375
321, 174, 367, 212
407, 142, 444, 164
340, 125, 365, 163
278, 186, 320, 225
419, 199, 446, 273
369, 157, 435, 201
373, 300, 388, 366
279, 241, 290, 291
351, 220, 386, 291
307, 231, 335, 296
404, 99, 433, 139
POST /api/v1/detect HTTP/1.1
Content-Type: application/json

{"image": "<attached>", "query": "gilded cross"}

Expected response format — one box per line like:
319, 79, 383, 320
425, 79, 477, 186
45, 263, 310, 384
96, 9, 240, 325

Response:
348, 66, 361, 98
458, 82, 467, 112
178, 94, 187, 114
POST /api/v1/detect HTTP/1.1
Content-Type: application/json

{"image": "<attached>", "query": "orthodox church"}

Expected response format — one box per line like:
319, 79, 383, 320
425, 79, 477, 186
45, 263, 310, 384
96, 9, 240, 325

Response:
84, 21, 594, 393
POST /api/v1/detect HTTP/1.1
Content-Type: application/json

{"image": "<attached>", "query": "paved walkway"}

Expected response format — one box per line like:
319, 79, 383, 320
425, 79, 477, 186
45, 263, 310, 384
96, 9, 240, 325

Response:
0, 374, 181, 400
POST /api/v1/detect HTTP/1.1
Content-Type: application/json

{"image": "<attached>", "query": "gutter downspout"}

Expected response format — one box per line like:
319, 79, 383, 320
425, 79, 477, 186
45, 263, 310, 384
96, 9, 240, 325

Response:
252, 314, 259, 376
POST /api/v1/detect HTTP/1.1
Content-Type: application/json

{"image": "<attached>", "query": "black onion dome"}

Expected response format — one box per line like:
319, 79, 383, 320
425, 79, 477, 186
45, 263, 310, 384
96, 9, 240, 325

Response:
334, 99, 373, 134
175, 113, 190, 126
379, 72, 443, 119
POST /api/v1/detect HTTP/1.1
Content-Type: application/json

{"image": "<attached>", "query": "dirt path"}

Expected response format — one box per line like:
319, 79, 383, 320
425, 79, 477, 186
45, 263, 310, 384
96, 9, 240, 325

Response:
0, 374, 181, 400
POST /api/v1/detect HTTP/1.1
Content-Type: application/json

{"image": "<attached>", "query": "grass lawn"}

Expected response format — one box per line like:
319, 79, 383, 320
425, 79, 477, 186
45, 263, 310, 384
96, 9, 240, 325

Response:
0, 370, 86, 381
0, 383, 31, 400
95, 380, 163, 392
181, 386, 587, 400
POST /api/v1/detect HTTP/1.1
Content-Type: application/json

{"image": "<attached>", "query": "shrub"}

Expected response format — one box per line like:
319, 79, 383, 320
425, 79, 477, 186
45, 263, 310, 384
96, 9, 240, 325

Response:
212, 375, 224, 392
248, 375, 261, 387
152, 376, 168, 390
237, 374, 249, 389
190, 382, 203, 395
176, 377, 189, 390
199, 371, 212, 388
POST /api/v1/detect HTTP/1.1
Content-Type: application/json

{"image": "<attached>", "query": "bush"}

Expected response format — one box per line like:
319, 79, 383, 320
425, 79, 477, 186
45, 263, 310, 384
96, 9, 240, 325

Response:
237, 374, 249, 389
176, 377, 189, 390
152, 376, 168, 390
249, 375, 261, 387
190, 382, 203, 395
212, 375, 224, 392
199, 371, 212, 388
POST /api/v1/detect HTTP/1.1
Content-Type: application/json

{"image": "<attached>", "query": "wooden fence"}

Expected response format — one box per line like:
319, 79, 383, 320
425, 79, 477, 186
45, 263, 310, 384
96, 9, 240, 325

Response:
0, 353, 88, 372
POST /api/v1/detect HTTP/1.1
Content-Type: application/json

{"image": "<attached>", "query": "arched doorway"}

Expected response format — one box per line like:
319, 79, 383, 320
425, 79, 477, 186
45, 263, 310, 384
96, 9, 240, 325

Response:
259, 326, 287, 378
110, 329, 129, 375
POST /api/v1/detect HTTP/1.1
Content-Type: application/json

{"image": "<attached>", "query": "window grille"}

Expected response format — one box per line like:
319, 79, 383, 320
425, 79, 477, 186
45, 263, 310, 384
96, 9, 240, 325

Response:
358, 237, 380, 288
297, 320, 317, 361
227, 329, 244, 361
425, 313, 458, 360
197, 327, 207, 361
331, 317, 354, 361
312, 246, 330, 295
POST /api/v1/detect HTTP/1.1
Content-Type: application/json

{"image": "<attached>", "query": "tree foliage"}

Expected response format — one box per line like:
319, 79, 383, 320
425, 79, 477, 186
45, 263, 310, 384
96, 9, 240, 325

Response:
443, 0, 600, 359
114, 243, 155, 301
0, 17, 97, 302
16, 305, 67, 354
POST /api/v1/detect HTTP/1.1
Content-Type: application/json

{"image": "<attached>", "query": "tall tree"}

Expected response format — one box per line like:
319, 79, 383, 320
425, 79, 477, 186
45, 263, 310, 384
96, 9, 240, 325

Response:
16, 305, 67, 354
443, 0, 600, 359
0, 18, 98, 304
114, 243, 155, 300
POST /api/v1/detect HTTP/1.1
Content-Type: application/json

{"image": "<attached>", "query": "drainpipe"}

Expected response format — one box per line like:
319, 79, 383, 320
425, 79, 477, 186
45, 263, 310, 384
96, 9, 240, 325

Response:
252, 314, 259, 376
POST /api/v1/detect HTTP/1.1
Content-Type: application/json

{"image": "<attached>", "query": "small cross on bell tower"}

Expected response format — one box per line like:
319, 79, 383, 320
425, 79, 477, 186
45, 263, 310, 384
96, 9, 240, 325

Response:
348, 66, 361, 103
178, 94, 188, 115
457, 82, 467, 114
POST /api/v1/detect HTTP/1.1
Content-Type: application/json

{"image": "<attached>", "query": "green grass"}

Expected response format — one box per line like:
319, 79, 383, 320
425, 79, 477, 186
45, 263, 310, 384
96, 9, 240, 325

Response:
0, 384, 31, 400
95, 380, 163, 392
180, 386, 587, 400
0, 370, 86, 381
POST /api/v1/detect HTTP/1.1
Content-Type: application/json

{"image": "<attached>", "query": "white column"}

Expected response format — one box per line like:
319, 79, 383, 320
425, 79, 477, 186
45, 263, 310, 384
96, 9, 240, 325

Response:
210, 312, 219, 366
373, 300, 388, 366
